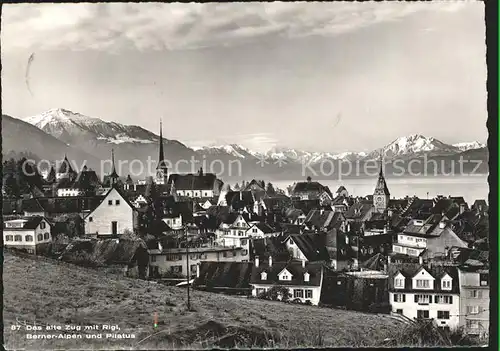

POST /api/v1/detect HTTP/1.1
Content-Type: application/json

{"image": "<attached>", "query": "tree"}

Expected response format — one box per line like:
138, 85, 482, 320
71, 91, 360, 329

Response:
234, 182, 240, 191
259, 285, 292, 302
4, 174, 19, 198
266, 182, 276, 196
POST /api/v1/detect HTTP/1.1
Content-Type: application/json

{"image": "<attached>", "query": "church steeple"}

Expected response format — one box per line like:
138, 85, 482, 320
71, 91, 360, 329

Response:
156, 119, 168, 184
110, 149, 119, 178
373, 150, 390, 212
157, 119, 165, 169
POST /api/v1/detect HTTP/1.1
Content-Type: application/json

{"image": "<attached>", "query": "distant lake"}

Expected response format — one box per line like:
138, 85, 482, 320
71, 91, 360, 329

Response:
268, 175, 489, 206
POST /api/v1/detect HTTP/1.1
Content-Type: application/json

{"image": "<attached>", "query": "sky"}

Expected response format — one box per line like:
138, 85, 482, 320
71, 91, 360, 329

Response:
1, 2, 487, 153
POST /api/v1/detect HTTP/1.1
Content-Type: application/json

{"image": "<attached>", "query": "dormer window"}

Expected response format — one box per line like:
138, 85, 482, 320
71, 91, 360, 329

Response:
304, 272, 310, 282
260, 272, 267, 280
278, 269, 292, 281
441, 274, 452, 290
395, 277, 405, 288
416, 279, 430, 288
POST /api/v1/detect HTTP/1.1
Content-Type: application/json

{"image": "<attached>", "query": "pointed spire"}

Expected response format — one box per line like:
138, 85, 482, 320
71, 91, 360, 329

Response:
379, 149, 384, 176
157, 118, 165, 169
110, 148, 118, 178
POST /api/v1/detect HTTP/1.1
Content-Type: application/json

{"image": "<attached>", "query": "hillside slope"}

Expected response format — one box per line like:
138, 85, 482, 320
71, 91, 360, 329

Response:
3, 251, 404, 349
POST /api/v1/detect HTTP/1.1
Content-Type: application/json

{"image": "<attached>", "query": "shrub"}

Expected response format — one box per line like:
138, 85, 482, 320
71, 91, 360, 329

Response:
368, 302, 391, 314
258, 285, 292, 302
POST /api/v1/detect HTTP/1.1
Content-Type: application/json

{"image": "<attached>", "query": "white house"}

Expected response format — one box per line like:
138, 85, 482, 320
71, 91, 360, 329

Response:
3, 216, 52, 254
246, 223, 280, 238
392, 215, 467, 259
147, 244, 247, 278
162, 213, 183, 230
458, 267, 489, 339
132, 194, 148, 208
167, 170, 223, 199
84, 186, 137, 237
250, 258, 324, 305
388, 261, 461, 331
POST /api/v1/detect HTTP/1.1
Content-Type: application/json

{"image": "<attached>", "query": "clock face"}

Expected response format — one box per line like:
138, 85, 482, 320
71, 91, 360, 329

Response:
375, 196, 383, 204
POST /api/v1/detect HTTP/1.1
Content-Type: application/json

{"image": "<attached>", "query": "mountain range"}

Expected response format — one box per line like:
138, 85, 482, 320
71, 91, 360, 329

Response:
2, 108, 488, 181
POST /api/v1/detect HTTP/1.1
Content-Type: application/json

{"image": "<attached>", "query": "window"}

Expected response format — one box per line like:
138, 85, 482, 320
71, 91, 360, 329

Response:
442, 279, 452, 289
466, 320, 479, 329
25, 235, 33, 242
466, 306, 479, 315
407, 249, 417, 256
242, 250, 248, 256
241, 239, 247, 245
305, 290, 313, 299
37, 234, 43, 241
238, 231, 244, 236
190, 254, 197, 260
469, 290, 483, 298
480, 273, 489, 286
89, 217, 93, 222
204, 192, 209, 197
115, 200, 120, 205
151, 256, 157, 262
396, 309, 403, 314
171, 265, 182, 273
223, 251, 228, 258
395, 278, 405, 288
40, 222, 46, 229
414, 294, 431, 304
437, 311, 450, 319
435, 295, 453, 304
416, 279, 430, 288
6, 235, 13, 241
417, 310, 429, 319
252, 228, 258, 233
190, 265, 197, 274
394, 294, 406, 303
108, 200, 113, 205
294, 289, 304, 298
261, 272, 267, 280
44, 233, 50, 240
394, 246, 401, 253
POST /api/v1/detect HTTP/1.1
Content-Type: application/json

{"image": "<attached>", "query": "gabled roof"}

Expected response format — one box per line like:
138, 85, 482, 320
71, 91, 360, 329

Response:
286, 231, 346, 261
291, 199, 321, 214
362, 253, 387, 271
242, 179, 266, 192
387, 263, 460, 293
250, 222, 277, 234
304, 210, 345, 230
86, 185, 136, 217
292, 181, 328, 194
344, 202, 373, 220
4, 216, 49, 230
252, 236, 290, 261
56, 155, 75, 174
250, 261, 323, 287
226, 191, 255, 210
167, 173, 220, 190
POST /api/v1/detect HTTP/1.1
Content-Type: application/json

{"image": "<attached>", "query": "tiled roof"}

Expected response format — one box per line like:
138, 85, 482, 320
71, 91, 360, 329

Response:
167, 173, 220, 190
56, 156, 75, 174
287, 230, 347, 261
291, 199, 321, 213
344, 202, 373, 220
226, 191, 255, 210
194, 261, 254, 289
250, 261, 323, 287
292, 181, 327, 194
388, 263, 460, 293
362, 253, 387, 271
251, 236, 290, 261
4, 216, 47, 230
252, 222, 277, 234
304, 210, 344, 230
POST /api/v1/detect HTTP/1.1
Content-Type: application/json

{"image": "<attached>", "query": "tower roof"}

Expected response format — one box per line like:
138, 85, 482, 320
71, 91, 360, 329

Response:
375, 153, 390, 196
110, 149, 119, 178
57, 155, 75, 174
157, 119, 167, 170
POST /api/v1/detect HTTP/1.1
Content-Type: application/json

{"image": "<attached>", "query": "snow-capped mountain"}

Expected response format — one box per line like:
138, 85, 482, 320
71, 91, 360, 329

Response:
452, 141, 486, 152
14, 108, 487, 179
193, 144, 258, 159
365, 134, 461, 160
25, 108, 159, 145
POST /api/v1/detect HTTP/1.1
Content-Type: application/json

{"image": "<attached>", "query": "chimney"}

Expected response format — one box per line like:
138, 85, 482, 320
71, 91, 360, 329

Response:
196, 263, 200, 278
255, 256, 259, 268
269, 255, 273, 267
419, 255, 423, 265
302, 259, 306, 268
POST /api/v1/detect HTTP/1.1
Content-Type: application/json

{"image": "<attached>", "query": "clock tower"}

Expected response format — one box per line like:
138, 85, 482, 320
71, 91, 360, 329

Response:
373, 154, 390, 213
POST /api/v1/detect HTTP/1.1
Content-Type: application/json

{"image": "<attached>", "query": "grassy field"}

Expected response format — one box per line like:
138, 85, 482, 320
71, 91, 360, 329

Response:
3, 250, 407, 350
